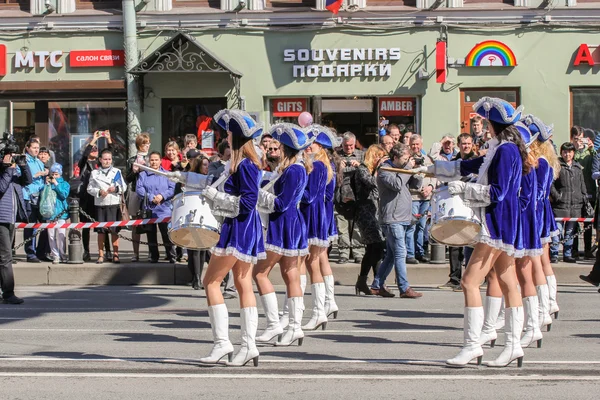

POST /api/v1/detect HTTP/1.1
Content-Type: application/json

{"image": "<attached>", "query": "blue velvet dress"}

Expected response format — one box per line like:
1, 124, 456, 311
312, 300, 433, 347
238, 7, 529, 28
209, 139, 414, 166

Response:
325, 162, 338, 243
537, 157, 560, 244
265, 163, 309, 257
213, 158, 266, 264
460, 142, 523, 256
300, 160, 329, 248
518, 169, 542, 257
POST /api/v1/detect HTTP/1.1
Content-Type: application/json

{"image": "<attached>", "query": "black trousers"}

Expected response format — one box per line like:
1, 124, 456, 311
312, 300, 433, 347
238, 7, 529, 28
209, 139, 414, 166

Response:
147, 222, 176, 261
187, 249, 207, 280
588, 247, 600, 283
0, 223, 16, 299
359, 241, 385, 277
448, 246, 463, 284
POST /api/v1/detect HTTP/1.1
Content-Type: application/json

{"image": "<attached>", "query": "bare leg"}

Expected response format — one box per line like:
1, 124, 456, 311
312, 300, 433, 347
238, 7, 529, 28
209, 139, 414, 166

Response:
486, 268, 503, 298
530, 255, 547, 286
202, 254, 237, 306
516, 257, 537, 298
318, 250, 333, 276
280, 256, 302, 298
232, 261, 257, 309
252, 251, 280, 296
541, 244, 555, 277
306, 246, 325, 284
97, 233, 105, 261
461, 243, 502, 307
132, 232, 140, 258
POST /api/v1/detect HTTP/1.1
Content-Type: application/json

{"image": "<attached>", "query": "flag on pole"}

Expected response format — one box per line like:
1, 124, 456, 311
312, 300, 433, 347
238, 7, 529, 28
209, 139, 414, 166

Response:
326, 0, 344, 14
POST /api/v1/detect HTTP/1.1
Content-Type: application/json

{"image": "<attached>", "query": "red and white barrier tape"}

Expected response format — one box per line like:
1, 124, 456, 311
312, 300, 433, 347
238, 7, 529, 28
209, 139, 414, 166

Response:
554, 218, 595, 222
13, 216, 595, 229
15, 217, 171, 230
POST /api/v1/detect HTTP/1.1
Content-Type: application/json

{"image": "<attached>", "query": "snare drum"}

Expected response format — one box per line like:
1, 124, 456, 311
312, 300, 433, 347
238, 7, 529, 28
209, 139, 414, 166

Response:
168, 191, 220, 250
429, 186, 481, 246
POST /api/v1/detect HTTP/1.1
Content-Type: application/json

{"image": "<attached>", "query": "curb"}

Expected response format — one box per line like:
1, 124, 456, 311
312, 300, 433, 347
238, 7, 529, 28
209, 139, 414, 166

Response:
13, 261, 593, 286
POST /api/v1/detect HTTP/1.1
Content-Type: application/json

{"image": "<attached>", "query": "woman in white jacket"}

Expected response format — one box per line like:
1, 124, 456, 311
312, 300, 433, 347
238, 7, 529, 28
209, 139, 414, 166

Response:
87, 149, 126, 263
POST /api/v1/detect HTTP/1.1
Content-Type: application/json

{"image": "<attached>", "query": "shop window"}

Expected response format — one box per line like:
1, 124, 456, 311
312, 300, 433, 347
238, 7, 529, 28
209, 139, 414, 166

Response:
267, 0, 314, 7
368, 0, 417, 6
463, 0, 514, 4
0, 0, 29, 11
173, 0, 221, 7
571, 88, 600, 132
48, 101, 127, 177
76, 0, 122, 9
460, 88, 520, 134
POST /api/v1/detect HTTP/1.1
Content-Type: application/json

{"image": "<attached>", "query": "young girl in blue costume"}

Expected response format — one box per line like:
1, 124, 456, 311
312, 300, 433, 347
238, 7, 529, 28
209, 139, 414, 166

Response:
524, 115, 561, 325
253, 123, 313, 347
418, 97, 533, 368
199, 109, 265, 367
299, 125, 340, 331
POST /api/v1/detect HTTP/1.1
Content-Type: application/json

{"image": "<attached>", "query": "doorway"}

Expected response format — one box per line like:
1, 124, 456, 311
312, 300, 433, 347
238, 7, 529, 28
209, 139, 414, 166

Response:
460, 88, 520, 134
161, 97, 227, 151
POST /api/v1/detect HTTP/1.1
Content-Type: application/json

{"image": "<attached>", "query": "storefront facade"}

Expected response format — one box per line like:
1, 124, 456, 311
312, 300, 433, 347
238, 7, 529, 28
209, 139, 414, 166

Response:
136, 26, 600, 150
0, 32, 127, 176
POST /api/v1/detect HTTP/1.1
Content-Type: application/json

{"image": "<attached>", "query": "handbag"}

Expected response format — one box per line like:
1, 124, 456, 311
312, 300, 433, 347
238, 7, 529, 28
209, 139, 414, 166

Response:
119, 193, 130, 222
134, 194, 153, 234
583, 199, 595, 219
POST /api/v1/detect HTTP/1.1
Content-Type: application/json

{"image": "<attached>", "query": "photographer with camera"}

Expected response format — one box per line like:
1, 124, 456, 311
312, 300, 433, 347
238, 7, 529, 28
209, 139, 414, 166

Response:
406, 134, 435, 264
21, 139, 47, 263
0, 133, 32, 304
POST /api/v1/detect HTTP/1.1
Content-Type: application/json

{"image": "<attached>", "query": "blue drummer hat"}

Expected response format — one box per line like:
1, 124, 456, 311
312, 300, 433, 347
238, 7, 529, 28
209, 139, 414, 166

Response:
306, 124, 342, 150
473, 97, 523, 125
269, 123, 315, 151
522, 114, 554, 143
514, 121, 538, 147
213, 109, 263, 139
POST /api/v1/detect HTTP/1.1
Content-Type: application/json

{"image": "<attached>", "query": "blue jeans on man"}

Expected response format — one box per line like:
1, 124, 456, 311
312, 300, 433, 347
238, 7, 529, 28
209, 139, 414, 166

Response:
550, 221, 579, 259
406, 200, 429, 259
371, 222, 410, 293
24, 201, 39, 261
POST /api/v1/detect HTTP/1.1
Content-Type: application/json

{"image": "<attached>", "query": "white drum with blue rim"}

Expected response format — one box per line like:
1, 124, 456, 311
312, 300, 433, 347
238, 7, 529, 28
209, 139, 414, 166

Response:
429, 186, 481, 246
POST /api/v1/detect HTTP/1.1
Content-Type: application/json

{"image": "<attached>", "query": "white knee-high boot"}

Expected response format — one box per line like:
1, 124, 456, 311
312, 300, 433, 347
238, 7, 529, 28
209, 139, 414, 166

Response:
227, 307, 259, 367
478, 296, 501, 347
199, 304, 234, 364
276, 297, 305, 346
520, 296, 543, 348
280, 275, 307, 329
256, 293, 283, 343
536, 284, 553, 331
486, 306, 524, 367
302, 283, 327, 331
546, 275, 559, 318
323, 275, 339, 319
446, 307, 484, 367
495, 297, 506, 330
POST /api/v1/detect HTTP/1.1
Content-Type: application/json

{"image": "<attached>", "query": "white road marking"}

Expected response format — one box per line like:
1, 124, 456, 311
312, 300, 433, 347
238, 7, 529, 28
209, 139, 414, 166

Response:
0, 357, 599, 366
0, 372, 597, 380
0, 328, 445, 333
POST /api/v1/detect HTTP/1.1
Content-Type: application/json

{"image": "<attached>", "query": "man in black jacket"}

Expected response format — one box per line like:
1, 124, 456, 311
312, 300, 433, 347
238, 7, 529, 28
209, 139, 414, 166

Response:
550, 142, 588, 263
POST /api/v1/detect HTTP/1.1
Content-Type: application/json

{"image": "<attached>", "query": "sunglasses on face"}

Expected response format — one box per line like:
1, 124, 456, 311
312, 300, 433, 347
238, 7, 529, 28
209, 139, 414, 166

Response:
268, 147, 279, 152
91, 147, 98, 152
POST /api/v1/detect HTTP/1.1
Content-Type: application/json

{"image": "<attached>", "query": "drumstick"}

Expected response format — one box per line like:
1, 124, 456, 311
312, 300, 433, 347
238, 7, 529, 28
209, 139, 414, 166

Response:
133, 163, 174, 179
380, 166, 434, 177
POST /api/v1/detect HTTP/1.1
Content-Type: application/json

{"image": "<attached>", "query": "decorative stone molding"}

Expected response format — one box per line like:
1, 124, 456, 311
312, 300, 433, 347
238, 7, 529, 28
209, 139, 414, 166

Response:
57, 0, 76, 13
447, 0, 463, 7
514, 0, 529, 6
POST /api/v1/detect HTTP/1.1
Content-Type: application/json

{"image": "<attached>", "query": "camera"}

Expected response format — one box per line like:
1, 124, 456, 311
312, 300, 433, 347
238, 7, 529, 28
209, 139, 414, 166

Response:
413, 155, 425, 166
0, 131, 22, 165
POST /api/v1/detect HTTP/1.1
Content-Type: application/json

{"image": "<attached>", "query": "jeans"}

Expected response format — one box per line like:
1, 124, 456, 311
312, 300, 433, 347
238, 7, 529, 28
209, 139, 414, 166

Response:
371, 222, 410, 293
406, 200, 430, 258
24, 201, 38, 259
0, 223, 16, 299
551, 221, 578, 258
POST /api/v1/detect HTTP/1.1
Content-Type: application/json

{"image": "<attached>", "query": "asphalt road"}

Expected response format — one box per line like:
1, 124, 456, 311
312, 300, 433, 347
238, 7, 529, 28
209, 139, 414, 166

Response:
0, 284, 598, 399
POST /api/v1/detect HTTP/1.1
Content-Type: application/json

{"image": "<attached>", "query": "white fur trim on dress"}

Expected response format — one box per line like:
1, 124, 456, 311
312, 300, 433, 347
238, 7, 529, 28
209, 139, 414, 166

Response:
328, 234, 339, 243
308, 237, 330, 248
477, 235, 522, 258
540, 236, 552, 245
265, 243, 309, 257
211, 246, 267, 264
518, 248, 545, 258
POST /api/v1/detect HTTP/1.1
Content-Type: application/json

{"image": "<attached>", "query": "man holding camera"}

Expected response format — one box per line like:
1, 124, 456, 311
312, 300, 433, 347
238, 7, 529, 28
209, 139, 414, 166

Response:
0, 150, 32, 304
406, 134, 435, 264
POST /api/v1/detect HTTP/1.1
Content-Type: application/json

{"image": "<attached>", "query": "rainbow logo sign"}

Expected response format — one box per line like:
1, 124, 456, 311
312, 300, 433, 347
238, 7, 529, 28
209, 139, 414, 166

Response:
465, 40, 517, 67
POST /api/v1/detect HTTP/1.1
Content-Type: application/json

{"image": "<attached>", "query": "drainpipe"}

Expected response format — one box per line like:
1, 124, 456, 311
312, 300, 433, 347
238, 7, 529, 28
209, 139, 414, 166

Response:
123, 0, 142, 158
